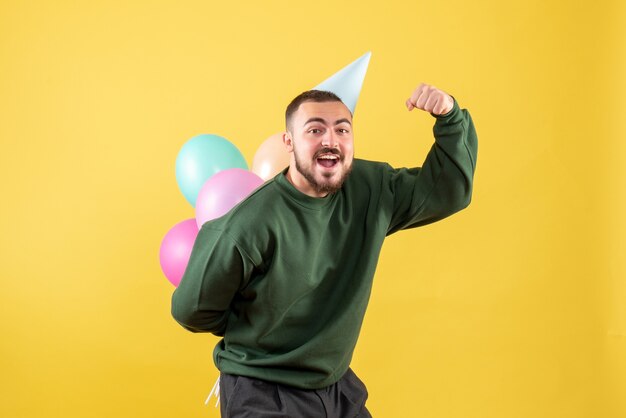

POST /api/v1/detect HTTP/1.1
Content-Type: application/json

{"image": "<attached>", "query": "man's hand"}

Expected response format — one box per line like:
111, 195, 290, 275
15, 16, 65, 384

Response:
406, 83, 454, 116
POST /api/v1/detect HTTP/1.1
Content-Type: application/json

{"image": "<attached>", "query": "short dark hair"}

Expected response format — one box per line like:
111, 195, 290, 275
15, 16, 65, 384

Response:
285, 90, 347, 131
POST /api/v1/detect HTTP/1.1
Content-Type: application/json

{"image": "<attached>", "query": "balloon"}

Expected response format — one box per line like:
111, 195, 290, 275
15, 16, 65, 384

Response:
196, 168, 264, 227
175, 134, 248, 207
159, 219, 199, 287
251, 133, 291, 181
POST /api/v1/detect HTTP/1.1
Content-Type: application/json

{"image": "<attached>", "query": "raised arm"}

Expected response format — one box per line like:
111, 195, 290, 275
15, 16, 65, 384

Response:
387, 83, 478, 234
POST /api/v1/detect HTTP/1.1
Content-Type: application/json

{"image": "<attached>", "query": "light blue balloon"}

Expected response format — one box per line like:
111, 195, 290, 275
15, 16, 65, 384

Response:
176, 134, 248, 207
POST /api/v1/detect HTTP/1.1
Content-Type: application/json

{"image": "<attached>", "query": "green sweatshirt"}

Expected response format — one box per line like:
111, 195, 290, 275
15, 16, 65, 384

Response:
171, 100, 477, 389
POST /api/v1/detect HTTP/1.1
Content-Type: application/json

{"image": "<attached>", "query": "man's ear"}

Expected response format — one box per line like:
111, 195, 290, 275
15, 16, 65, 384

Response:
283, 132, 294, 152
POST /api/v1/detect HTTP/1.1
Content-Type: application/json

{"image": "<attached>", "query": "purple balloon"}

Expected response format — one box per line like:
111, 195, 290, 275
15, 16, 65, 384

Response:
196, 168, 264, 227
159, 219, 199, 287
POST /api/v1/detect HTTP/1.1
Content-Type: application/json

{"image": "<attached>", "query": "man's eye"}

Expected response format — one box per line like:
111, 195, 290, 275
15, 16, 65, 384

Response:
308, 129, 321, 134
338, 129, 349, 134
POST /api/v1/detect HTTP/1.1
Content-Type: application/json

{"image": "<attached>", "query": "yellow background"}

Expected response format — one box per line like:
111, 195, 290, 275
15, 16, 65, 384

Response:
1, 0, 624, 417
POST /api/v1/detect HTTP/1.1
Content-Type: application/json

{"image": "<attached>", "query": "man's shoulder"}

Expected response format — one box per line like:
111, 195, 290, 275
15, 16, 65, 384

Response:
349, 159, 392, 183
340, 159, 394, 200
200, 178, 284, 264
353, 158, 392, 171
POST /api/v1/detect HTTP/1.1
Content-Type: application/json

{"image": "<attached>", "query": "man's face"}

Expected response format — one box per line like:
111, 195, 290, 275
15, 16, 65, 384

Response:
285, 101, 354, 197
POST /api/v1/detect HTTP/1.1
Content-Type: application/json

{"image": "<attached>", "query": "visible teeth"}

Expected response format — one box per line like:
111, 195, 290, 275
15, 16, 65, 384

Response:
318, 155, 338, 159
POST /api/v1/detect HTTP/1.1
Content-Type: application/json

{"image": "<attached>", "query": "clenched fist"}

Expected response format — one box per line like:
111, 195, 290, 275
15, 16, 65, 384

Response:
406, 83, 454, 116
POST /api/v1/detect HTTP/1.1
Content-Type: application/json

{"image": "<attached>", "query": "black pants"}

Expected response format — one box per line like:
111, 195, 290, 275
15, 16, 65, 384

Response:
219, 368, 372, 417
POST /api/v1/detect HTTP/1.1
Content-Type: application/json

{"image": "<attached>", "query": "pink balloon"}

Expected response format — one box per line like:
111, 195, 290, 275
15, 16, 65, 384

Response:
196, 168, 263, 227
159, 219, 199, 287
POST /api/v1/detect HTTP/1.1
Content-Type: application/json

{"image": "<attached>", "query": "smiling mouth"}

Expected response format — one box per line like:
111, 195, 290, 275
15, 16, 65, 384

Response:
316, 153, 340, 168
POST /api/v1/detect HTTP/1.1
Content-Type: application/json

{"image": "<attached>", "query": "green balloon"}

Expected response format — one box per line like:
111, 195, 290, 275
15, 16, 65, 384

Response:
175, 134, 248, 207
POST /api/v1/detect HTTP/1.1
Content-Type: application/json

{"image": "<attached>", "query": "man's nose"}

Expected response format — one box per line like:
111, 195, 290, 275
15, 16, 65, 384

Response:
321, 131, 338, 148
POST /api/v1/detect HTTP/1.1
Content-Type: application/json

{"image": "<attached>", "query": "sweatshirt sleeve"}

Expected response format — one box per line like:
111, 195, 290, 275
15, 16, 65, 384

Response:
386, 99, 478, 235
171, 224, 253, 335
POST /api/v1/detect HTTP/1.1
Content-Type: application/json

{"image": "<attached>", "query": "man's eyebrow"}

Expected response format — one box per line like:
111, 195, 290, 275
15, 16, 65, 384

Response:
303, 117, 352, 127
303, 117, 326, 126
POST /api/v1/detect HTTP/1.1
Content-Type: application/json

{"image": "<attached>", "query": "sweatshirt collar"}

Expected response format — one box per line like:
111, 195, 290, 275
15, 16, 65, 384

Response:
275, 168, 338, 210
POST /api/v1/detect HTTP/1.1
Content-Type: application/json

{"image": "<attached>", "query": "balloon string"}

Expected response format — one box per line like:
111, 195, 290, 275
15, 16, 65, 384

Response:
205, 376, 221, 408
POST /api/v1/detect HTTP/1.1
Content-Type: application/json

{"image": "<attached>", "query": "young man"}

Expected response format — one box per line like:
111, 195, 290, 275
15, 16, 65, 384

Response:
172, 83, 478, 417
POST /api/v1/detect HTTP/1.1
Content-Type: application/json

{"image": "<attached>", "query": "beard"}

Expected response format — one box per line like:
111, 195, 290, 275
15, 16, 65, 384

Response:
293, 146, 353, 196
